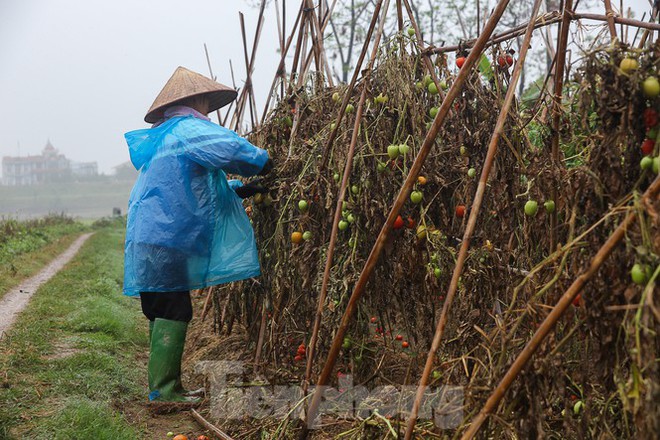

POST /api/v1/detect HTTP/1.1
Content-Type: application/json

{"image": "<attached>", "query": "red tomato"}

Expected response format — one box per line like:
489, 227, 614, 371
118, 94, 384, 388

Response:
406, 217, 416, 229
455, 205, 466, 218
572, 293, 581, 307
456, 57, 466, 68
506, 55, 514, 66
402, 341, 410, 348
395, 334, 403, 341
370, 316, 378, 323
393, 215, 405, 229
497, 56, 506, 68
641, 138, 655, 155
643, 108, 658, 128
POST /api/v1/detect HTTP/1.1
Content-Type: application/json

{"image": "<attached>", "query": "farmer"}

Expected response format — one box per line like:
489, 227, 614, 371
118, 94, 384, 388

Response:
123, 66, 272, 404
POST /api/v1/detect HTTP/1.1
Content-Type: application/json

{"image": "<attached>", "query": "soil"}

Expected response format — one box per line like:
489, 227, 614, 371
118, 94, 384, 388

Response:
0, 233, 93, 339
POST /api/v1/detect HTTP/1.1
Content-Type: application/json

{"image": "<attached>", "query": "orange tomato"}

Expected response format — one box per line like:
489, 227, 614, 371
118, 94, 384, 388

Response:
291, 232, 303, 244
417, 175, 427, 185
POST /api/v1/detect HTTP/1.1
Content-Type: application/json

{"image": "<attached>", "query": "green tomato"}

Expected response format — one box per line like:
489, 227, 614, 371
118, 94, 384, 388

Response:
332, 91, 341, 102
573, 400, 584, 416
416, 81, 424, 91
467, 168, 476, 178
460, 145, 467, 156
302, 231, 312, 241
410, 190, 423, 204
377, 162, 387, 173
653, 156, 660, 174
433, 267, 441, 278
544, 200, 556, 213
631, 263, 646, 285
333, 173, 340, 182
298, 200, 309, 211
428, 82, 439, 95
387, 144, 400, 159
347, 213, 356, 224
643, 76, 660, 98
330, 122, 337, 130
338, 220, 349, 231
346, 103, 355, 113
619, 57, 638, 74
342, 337, 352, 349
524, 200, 538, 217
407, 27, 416, 37
398, 143, 410, 155
423, 74, 433, 87
641, 156, 653, 170
351, 185, 359, 195
432, 370, 441, 379
429, 107, 439, 118
439, 80, 448, 90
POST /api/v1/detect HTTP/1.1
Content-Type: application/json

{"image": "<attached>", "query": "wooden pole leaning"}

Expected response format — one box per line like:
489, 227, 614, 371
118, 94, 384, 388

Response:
304, 0, 512, 433
402, 0, 543, 437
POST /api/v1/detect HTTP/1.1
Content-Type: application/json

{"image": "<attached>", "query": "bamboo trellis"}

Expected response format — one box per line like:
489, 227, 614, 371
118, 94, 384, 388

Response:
205, 1, 660, 438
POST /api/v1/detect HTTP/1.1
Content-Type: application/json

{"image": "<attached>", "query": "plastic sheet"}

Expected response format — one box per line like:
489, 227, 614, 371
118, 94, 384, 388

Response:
123, 115, 269, 296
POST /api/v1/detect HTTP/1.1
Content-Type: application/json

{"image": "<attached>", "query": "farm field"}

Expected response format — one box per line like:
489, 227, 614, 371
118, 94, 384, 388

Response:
1, 1, 660, 439
0, 180, 134, 220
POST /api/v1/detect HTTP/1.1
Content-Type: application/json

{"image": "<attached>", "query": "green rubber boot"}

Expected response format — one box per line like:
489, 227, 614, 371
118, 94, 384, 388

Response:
148, 320, 154, 343
147, 318, 199, 403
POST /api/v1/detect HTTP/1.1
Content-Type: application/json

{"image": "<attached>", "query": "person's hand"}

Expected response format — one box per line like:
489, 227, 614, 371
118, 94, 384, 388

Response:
258, 158, 273, 176
235, 182, 268, 199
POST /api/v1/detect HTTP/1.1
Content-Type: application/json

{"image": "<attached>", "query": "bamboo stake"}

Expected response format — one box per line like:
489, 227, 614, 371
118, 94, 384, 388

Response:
238, 13, 256, 130
549, 0, 573, 252
402, 0, 543, 437
203, 43, 223, 125
571, 12, 660, 31
305, 0, 512, 431
318, 0, 385, 173
396, 0, 404, 32
260, 4, 304, 124
297, 0, 337, 89
222, 60, 238, 127
190, 408, 235, 440
288, 4, 308, 88
401, 0, 446, 101
637, 7, 657, 48
427, 10, 660, 56
460, 174, 660, 439
303, 0, 391, 398
603, 0, 618, 40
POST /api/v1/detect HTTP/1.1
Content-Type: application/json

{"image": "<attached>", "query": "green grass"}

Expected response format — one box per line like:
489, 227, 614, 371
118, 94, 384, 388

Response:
0, 216, 89, 300
0, 224, 148, 439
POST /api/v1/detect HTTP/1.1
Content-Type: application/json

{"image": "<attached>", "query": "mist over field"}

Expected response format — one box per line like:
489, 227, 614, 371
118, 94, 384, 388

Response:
0, 180, 134, 220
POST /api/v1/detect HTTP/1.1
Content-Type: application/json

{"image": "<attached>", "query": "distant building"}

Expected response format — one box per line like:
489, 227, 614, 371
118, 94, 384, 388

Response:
1, 140, 98, 186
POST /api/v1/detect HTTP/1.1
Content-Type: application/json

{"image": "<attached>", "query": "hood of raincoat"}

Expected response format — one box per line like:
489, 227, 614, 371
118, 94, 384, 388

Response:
122, 114, 269, 296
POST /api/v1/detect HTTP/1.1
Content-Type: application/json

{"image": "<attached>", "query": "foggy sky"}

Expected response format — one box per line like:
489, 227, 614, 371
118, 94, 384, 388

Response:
0, 0, 295, 175
0, 0, 652, 176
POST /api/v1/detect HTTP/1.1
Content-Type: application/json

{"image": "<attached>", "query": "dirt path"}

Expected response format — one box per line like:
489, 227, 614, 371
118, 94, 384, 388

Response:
0, 233, 94, 338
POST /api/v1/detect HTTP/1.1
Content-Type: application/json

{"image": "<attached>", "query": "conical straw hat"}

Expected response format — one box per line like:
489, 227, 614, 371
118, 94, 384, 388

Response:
144, 66, 238, 123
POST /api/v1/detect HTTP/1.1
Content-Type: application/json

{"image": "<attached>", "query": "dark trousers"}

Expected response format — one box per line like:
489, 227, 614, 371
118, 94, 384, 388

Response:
140, 291, 193, 323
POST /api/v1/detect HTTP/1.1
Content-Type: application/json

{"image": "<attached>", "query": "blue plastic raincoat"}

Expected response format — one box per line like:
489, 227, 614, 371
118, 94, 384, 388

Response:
122, 113, 269, 297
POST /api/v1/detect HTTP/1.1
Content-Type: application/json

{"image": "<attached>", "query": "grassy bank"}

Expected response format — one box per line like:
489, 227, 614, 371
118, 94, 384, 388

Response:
0, 215, 89, 300
0, 224, 148, 439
